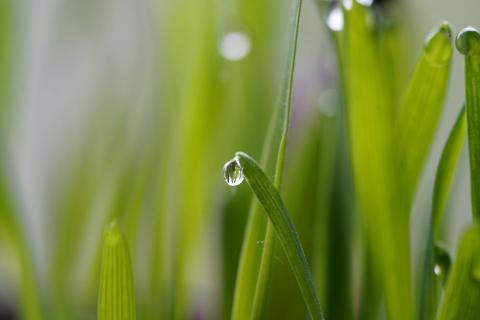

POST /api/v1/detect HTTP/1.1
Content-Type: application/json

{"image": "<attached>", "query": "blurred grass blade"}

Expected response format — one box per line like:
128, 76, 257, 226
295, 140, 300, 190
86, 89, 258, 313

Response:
230, 152, 323, 320
98, 221, 136, 320
456, 27, 480, 223
341, 2, 412, 319
437, 225, 480, 320
0, 1, 42, 318
231, 0, 303, 318
418, 107, 466, 320
0, 183, 42, 320
396, 22, 453, 203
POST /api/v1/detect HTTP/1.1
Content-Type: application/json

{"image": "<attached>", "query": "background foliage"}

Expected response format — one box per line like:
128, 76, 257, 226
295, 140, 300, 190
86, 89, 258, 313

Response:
0, 0, 479, 319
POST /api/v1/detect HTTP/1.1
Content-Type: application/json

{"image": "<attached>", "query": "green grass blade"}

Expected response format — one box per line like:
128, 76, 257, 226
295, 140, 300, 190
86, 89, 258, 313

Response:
231, 0, 303, 318
418, 107, 466, 320
396, 22, 453, 203
432, 107, 467, 237
456, 27, 480, 223
436, 225, 480, 320
228, 152, 323, 320
98, 221, 136, 320
342, 2, 412, 319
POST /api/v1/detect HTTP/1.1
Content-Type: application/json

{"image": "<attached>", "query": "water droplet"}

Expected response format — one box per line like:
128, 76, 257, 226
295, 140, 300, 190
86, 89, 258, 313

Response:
357, 0, 374, 6
223, 157, 244, 186
471, 257, 480, 282
456, 27, 480, 56
219, 32, 251, 61
433, 243, 451, 286
343, 0, 353, 10
326, 5, 344, 32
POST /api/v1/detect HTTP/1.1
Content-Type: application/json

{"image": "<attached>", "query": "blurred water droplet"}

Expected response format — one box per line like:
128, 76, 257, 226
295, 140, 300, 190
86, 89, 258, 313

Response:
433, 243, 451, 286
326, 5, 344, 32
343, 0, 353, 10
219, 32, 251, 61
223, 157, 244, 186
357, 0, 374, 6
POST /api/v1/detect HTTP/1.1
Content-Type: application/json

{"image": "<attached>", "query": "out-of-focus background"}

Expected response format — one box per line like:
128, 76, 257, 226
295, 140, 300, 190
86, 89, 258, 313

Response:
0, 0, 478, 319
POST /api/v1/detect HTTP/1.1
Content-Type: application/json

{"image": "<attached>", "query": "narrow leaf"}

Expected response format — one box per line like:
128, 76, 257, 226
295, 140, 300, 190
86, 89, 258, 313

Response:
341, 2, 412, 319
418, 107, 466, 320
456, 27, 480, 223
98, 221, 136, 320
228, 152, 324, 320
432, 107, 467, 237
437, 225, 480, 320
231, 0, 303, 318
396, 22, 453, 203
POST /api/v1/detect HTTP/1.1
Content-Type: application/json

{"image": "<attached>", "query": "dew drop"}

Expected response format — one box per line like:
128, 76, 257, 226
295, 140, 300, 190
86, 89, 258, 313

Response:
433, 243, 451, 286
326, 5, 344, 32
219, 32, 251, 61
456, 27, 480, 56
223, 157, 244, 186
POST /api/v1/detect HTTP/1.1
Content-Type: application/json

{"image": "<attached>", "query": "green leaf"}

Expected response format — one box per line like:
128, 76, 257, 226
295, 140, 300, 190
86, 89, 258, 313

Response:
418, 107, 466, 320
230, 152, 324, 320
341, 2, 412, 319
231, 0, 303, 318
98, 221, 136, 320
396, 22, 453, 203
432, 107, 467, 238
437, 225, 480, 320
456, 27, 480, 223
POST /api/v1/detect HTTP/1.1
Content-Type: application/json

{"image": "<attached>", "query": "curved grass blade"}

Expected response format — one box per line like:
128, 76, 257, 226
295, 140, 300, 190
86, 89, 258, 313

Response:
456, 27, 480, 223
227, 152, 323, 320
396, 22, 453, 204
436, 225, 480, 320
231, 0, 303, 318
418, 107, 466, 320
98, 221, 136, 320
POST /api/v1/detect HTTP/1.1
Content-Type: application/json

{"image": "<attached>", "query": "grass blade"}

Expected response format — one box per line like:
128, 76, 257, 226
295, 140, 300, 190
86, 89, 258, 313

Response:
418, 107, 466, 320
231, 0, 303, 318
98, 221, 136, 320
396, 22, 453, 203
456, 27, 480, 223
227, 152, 323, 320
432, 107, 467, 237
341, 2, 412, 319
0, 2, 42, 318
437, 225, 480, 320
